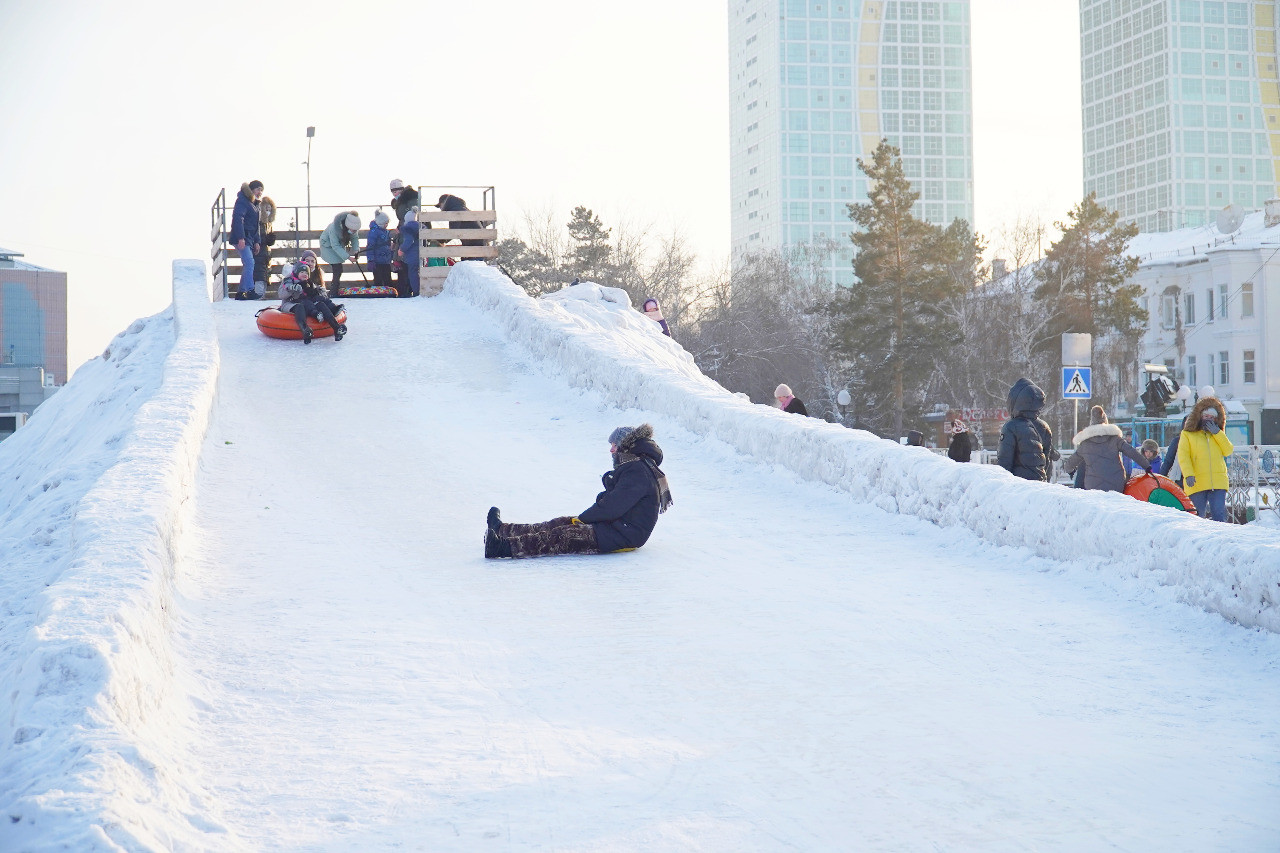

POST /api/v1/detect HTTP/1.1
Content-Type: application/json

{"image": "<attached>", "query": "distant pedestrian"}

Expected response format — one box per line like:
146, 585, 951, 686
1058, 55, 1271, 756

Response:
484, 424, 673, 559
231, 180, 264, 300
774, 384, 808, 416
319, 211, 361, 289
642, 298, 672, 336
945, 416, 975, 462
997, 378, 1059, 481
1062, 405, 1151, 492
1176, 396, 1233, 521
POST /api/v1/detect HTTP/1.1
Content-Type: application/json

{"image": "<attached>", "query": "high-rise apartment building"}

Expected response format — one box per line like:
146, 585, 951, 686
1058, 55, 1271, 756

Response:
0, 246, 68, 391
1081, 0, 1280, 231
729, 0, 975, 284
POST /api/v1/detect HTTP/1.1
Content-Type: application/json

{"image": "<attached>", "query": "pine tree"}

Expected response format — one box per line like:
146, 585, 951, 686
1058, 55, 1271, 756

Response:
825, 140, 970, 438
567, 206, 614, 284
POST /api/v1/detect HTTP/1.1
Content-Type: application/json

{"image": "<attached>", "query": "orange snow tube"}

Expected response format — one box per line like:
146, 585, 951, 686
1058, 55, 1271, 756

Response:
255, 307, 348, 341
1124, 472, 1196, 513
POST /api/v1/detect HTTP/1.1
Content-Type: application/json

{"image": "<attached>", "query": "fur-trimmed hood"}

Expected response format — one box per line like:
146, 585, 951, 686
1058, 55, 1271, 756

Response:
1071, 422, 1123, 446
259, 196, 277, 226
239, 182, 260, 203
1186, 396, 1226, 432
618, 423, 656, 455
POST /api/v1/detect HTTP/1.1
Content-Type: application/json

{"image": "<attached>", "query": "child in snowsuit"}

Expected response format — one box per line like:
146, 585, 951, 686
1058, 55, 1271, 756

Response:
396, 208, 421, 298
279, 252, 346, 344
484, 424, 673, 559
366, 210, 394, 291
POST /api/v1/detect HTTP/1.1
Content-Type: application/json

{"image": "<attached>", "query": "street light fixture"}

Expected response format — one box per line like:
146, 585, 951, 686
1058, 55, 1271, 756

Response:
304, 126, 315, 235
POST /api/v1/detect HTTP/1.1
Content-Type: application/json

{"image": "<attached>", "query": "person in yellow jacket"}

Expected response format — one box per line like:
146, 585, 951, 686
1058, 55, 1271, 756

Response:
1176, 396, 1233, 521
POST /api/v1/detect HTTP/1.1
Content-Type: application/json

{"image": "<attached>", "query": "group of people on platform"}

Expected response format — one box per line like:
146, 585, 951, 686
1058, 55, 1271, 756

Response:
229, 178, 484, 301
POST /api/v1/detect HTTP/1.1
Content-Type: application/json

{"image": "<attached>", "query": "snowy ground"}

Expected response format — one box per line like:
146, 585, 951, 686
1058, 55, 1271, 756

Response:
2, 265, 1280, 851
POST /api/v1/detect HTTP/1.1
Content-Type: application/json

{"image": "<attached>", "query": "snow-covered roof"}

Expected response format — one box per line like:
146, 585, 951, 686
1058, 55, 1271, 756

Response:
0, 246, 57, 272
1128, 210, 1280, 266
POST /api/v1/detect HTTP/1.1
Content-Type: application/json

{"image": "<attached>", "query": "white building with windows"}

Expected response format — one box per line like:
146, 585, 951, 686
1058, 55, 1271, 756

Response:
728, 0, 974, 284
1080, 0, 1280, 232
1132, 205, 1280, 442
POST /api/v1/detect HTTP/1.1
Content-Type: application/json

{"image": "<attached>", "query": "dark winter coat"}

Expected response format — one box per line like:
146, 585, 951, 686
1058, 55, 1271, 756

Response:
398, 220, 420, 268
366, 220, 394, 265
1062, 423, 1151, 492
391, 185, 420, 225
577, 424, 666, 553
997, 378, 1059, 481
230, 183, 261, 247
947, 431, 975, 462
1160, 433, 1181, 477
437, 194, 485, 245
784, 397, 808, 416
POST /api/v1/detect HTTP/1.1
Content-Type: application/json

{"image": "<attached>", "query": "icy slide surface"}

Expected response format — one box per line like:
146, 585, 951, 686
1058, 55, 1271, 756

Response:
0, 262, 1277, 851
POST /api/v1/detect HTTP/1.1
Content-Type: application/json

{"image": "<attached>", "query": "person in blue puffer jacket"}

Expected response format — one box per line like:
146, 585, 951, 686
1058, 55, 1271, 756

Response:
230, 180, 264, 299
366, 210, 394, 292
396, 208, 421, 298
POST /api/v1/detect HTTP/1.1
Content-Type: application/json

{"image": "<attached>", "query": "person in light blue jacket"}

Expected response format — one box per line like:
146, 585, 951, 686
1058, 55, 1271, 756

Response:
319, 211, 361, 290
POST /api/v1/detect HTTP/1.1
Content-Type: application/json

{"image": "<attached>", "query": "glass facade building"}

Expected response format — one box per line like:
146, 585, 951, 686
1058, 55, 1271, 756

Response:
0, 248, 68, 390
729, 0, 975, 285
1081, 0, 1280, 231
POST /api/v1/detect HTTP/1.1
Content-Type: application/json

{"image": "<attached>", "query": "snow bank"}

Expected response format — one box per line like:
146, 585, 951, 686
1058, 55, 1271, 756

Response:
445, 264, 1280, 632
0, 261, 226, 850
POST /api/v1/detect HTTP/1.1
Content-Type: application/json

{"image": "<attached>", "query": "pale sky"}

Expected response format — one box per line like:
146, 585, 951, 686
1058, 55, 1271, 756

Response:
0, 0, 1081, 376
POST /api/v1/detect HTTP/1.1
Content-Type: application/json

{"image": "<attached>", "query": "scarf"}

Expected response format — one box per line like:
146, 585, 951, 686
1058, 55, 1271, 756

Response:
612, 452, 674, 514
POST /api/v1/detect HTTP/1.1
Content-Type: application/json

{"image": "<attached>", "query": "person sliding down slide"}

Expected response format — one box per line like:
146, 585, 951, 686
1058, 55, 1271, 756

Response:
484, 424, 673, 559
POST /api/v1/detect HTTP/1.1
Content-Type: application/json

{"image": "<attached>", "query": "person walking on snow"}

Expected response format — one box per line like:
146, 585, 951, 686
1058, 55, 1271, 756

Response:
774, 384, 808, 416
319, 211, 362, 290
484, 424, 673, 559
1061, 405, 1152, 492
997, 378, 1059, 481
231, 180, 264, 300
1176, 395, 1233, 521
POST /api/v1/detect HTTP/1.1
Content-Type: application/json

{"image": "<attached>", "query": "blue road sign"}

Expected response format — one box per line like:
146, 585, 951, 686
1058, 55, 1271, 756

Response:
1063, 366, 1092, 399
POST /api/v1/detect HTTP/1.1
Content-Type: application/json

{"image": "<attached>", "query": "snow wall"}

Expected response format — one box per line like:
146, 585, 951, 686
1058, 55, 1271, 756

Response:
446, 263, 1280, 633
0, 261, 226, 850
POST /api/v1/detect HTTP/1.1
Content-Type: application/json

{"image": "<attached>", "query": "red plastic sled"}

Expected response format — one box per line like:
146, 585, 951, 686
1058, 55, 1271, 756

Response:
1124, 472, 1196, 513
255, 307, 348, 340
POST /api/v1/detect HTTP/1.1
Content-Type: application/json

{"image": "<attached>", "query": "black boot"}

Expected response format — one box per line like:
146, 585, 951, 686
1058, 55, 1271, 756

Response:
484, 527, 511, 559
487, 506, 502, 533
301, 326, 313, 345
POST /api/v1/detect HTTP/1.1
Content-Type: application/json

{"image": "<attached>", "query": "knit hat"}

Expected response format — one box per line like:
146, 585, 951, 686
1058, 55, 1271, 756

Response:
1089, 405, 1107, 425
1141, 439, 1160, 453
299, 249, 318, 266
248, 180, 263, 191
389, 178, 405, 191
775, 384, 793, 399
608, 426, 634, 446
344, 212, 360, 232
373, 210, 390, 227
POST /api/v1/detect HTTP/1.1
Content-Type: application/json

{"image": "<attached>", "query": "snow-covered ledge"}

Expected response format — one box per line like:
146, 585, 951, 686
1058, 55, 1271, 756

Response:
446, 263, 1280, 633
3, 261, 226, 849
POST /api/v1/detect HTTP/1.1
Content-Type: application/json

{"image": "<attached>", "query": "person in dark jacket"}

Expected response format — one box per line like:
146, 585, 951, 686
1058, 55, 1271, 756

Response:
231, 180, 264, 300
484, 424, 673, 559
389, 179, 420, 226
365, 210, 395, 291
997, 378, 1059, 481
252, 195, 278, 295
396, 208, 421, 298
1062, 405, 1151, 491
945, 416, 976, 462
436, 193, 485, 247
774, 384, 808, 416
1160, 416, 1192, 485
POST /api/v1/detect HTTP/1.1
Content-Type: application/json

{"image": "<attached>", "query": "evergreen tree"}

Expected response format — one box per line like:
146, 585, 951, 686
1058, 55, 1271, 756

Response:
1036, 193, 1143, 339
567, 206, 614, 284
825, 140, 970, 438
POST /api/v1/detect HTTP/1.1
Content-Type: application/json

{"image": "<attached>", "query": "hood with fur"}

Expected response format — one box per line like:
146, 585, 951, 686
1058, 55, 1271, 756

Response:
1185, 396, 1226, 432
239, 182, 261, 204
617, 423, 661, 463
1071, 422, 1122, 447
259, 196, 276, 225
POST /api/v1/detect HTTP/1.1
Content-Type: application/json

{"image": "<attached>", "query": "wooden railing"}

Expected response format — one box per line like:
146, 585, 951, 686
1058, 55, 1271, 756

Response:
210, 187, 497, 298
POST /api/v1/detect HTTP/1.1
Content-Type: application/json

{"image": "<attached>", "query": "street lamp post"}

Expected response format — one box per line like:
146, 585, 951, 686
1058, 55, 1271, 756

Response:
304, 126, 315, 235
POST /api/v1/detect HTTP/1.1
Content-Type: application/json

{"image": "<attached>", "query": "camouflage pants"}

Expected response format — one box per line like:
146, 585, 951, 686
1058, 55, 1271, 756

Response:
499, 520, 600, 559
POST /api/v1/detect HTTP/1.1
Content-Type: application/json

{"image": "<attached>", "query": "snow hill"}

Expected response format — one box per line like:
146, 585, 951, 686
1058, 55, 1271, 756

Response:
0, 261, 1278, 850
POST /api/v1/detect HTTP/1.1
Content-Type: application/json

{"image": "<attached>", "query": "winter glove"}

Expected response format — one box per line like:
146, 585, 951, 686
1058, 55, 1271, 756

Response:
1186, 476, 1196, 488
570, 517, 583, 525
1144, 467, 1153, 475
1205, 421, 1221, 434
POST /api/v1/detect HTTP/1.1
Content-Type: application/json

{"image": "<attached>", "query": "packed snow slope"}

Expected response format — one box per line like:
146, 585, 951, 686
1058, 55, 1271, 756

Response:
1, 260, 1278, 851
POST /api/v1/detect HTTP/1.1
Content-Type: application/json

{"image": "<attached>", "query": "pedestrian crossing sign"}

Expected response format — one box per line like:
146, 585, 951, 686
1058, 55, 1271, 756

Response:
1063, 367, 1091, 399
